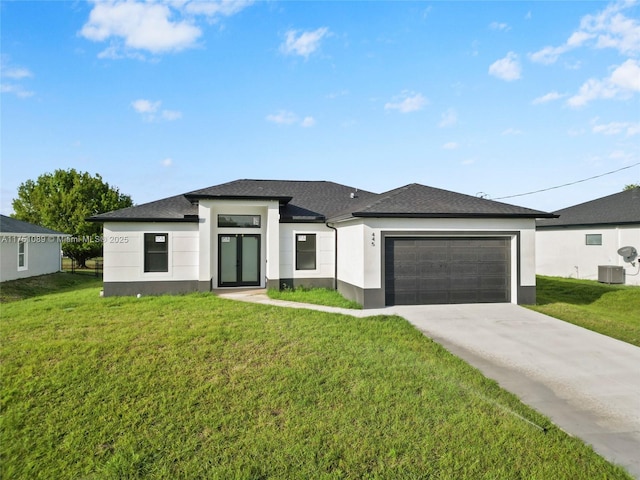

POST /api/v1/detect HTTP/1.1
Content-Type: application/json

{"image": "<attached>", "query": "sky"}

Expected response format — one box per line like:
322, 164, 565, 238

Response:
1, 0, 639, 216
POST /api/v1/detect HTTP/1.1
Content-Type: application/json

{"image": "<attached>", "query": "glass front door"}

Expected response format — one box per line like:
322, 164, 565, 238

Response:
218, 234, 260, 287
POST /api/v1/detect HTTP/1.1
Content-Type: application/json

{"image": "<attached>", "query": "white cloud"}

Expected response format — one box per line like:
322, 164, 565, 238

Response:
132, 99, 161, 113
488, 52, 521, 81
592, 120, 640, 136
281, 27, 329, 58
266, 110, 298, 125
384, 91, 428, 113
162, 110, 183, 121
530, 0, 640, 64
1, 57, 34, 98
442, 142, 459, 150
131, 98, 182, 121
301, 116, 316, 127
567, 59, 640, 107
438, 108, 458, 127
489, 22, 510, 32
161, 157, 173, 167
266, 110, 315, 127
610, 58, 640, 90
182, 0, 253, 17
80, 0, 252, 58
532, 91, 565, 105
3, 67, 33, 79
502, 128, 523, 136
0, 83, 35, 98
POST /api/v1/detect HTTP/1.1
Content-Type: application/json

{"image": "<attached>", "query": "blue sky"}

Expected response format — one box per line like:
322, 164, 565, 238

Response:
2, 0, 639, 215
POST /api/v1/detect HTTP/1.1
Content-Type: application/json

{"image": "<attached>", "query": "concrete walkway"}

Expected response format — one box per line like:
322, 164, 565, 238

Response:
218, 291, 640, 478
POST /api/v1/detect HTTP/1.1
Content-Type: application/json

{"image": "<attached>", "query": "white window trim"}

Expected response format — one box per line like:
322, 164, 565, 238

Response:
17, 239, 28, 271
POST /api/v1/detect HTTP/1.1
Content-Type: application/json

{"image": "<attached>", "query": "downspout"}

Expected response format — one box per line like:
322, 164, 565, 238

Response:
326, 222, 338, 290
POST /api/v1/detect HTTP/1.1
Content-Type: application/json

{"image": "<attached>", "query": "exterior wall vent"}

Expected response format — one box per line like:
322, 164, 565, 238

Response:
598, 265, 625, 284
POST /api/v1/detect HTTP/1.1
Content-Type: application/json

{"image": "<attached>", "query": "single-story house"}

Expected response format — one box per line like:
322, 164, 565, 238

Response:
88, 179, 556, 308
536, 188, 640, 286
0, 215, 69, 282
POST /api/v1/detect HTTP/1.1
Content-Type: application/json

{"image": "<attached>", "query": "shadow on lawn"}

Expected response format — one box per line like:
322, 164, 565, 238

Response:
0, 272, 102, 303
535, 276, 628, 306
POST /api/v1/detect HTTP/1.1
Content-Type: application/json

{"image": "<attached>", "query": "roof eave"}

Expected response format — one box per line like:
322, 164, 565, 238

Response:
351, 212, 558, 219
185, 194, 293, 203
87, 217, 199, 223
537, 220, 640, 229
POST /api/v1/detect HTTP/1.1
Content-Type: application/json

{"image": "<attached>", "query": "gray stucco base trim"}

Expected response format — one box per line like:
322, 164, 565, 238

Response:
337, 280, 384, 309
103, 280, 200, 297
338, 281, 535, 308
279, 277, 334, 290
518, 285, 536, 305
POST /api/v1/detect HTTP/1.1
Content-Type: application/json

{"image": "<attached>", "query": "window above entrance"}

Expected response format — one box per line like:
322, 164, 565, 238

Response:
218, 215, 261, 228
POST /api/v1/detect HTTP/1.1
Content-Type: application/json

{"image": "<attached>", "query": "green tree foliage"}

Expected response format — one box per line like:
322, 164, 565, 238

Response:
623, 183, 639, 191
12, 169, 132, 268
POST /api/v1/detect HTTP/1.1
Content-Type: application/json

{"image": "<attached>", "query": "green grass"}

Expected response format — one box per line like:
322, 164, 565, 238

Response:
529, 276, 640, 347
0, 272, 102, 303
1, 284, 632, 479
268, 286, 362, 309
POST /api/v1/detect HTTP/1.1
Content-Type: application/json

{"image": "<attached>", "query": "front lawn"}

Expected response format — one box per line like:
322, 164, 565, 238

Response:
1, 285, 632, 479
267, 286, 362, 309
529, 276, 640, 347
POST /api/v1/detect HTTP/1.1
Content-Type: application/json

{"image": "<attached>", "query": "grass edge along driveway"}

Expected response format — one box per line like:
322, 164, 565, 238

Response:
1, 283, 633, 479
528, 275, 640, 347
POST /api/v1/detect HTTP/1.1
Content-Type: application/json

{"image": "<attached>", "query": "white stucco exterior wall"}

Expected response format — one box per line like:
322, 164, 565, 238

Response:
278, 223, 335, 281
536, 225, 640, 285
198, 199, 279, 288
0, 234, 65, 282
102, 222, 199, 283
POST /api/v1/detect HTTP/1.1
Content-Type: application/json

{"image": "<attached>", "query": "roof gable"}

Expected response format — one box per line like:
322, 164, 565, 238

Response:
537, 188, 640, 228
0, 215, 68, 235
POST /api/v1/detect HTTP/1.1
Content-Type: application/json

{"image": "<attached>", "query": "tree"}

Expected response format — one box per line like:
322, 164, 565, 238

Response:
623, 184, 639, 191
12, 169, 133, 268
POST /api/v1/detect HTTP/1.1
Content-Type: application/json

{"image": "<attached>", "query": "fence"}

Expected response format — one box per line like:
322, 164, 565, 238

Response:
62, 257, 103, 277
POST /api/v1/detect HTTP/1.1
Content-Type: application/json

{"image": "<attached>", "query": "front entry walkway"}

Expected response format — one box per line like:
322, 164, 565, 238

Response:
217, 292, 640, 478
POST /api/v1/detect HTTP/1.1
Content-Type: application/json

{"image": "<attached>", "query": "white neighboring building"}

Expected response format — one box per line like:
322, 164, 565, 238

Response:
0, 215, 69, 282
89, 179, 556, 308
536, 188, 640, 286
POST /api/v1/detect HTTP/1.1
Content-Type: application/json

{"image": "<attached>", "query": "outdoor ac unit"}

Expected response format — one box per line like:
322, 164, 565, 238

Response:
598, 265, 625, 284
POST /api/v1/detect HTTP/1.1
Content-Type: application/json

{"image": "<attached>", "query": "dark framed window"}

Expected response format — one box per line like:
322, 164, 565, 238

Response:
585, 234, 602, 246
296, 234, 316, 270
218, 215, 261, 228
144, 233, 168, 272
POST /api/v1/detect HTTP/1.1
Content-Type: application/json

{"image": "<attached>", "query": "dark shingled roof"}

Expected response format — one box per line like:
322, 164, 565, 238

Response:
88, 194, 198, 222
0, 215, 68, 235
88, 179, 555, 223
330, 183, 554, 220
537, 188, 640, 228
185, 179, 379, 221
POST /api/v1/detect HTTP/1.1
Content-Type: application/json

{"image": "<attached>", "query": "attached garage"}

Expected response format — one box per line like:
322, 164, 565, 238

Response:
384, 237, 511, 305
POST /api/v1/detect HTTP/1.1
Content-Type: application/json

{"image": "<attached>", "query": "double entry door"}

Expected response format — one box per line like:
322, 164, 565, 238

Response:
218, 234, 260, 287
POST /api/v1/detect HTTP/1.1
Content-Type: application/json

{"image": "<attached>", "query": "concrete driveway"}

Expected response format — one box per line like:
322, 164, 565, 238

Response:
384, 303, 640, 479
219, 292, 640, 478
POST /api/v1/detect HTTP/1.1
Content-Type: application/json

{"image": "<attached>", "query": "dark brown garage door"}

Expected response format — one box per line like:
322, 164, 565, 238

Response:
385, 237, 511, 305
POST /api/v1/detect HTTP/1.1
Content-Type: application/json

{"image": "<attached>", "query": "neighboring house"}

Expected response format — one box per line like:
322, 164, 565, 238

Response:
536, 188, 640, 286
0, 215, 69, 282
88, 179, 555, 308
